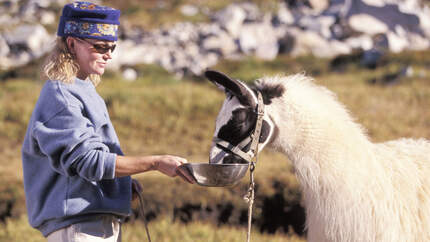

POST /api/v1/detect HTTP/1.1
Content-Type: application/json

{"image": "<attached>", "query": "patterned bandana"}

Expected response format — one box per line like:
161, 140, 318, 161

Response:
57, 2, 120, 41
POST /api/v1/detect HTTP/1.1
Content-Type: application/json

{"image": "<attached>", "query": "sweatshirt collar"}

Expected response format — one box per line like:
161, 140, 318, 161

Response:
75, 77, 95, 88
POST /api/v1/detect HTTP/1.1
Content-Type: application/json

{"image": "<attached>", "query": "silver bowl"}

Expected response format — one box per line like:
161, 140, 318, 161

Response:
178, 163, 250, 187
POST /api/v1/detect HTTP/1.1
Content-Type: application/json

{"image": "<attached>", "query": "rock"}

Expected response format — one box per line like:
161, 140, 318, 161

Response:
239, 2, 262, 22
372, 33, 389, 50
0, 14, 17, 28
346, 0, 422, 34
361, 49, 384, 68
201, 30, 237, 57
0, 0, 19, 17
238, 20, 279, 60
348, 14, 388, 35
329, 17, 356, 40
1, 51, 32, 70
361, 0, 385, 7
344, 35, 374, 50
163, 22, 199, 44
214, 4, 246, 37
386, 28, 410, 53
389, 25, 429, 52
1, 24, 54, 69
308, 0, 329, 13
328, 39, 352, 56
359, 34, 388, 68
0, 35, 9, 58
276, 3, 295, 25
318, 16, 337, 39
288, 28, 350, 58
184, 42, 200, 57
39, 10, 56, 25
417, 6, 430, 38
1, 0, 430, 79
188, 52, 219, 76
119, 20, 148, 42
4, 24, 53, 57
31, 0, 68, 8
299, 15, 336, 38
199, 52, 219, 70
108, 39, 157, 70
122, 68, 137, 81
407, 32, 430, 50
180, 4, 199, 17
197, 22, 223, 37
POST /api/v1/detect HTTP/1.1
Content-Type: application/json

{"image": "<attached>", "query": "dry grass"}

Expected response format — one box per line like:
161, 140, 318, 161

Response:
319, 72, 430, 141
0, 51, 429, 241
0, 215, 304, 242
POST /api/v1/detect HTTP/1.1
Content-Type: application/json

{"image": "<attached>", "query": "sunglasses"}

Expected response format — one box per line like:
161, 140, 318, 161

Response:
76, 38, 116, 54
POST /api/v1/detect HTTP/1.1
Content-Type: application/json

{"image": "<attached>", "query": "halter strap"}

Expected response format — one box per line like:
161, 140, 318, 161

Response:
213, 137, 254, 161
249, 92, 264, 156
211, 91, 264, 163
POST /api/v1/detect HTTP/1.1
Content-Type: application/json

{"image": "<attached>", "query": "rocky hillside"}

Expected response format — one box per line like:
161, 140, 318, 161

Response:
1, 0, 429, 79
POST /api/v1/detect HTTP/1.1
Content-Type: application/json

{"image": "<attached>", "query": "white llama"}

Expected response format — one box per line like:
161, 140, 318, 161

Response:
205, 70, 430, 242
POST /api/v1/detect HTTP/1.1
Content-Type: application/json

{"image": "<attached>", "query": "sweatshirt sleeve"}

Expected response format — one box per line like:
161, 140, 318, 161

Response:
32, 105, 116, 181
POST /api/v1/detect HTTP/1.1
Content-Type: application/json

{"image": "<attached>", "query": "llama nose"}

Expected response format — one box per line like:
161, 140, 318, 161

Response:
209, 145, 226, 164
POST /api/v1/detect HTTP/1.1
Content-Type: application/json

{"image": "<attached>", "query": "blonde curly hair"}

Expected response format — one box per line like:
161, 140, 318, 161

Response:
42, 37, 101, 86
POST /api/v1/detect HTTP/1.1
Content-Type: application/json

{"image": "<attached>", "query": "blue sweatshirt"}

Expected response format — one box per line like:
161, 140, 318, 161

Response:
21, 78, 131, 237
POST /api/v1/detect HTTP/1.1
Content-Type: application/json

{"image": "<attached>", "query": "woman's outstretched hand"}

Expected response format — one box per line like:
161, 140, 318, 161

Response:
153, 155, 195, 184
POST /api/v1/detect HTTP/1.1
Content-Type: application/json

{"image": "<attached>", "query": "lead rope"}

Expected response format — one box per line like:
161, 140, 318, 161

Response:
137, 190, 152, 242
244, 92, 263, 242
244, 161, 256, 242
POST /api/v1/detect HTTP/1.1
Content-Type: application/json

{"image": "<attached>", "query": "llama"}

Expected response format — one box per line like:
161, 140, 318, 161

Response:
204, 70, 430, 242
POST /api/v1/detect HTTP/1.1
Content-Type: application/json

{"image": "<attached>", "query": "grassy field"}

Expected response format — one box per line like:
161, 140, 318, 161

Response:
0, 51, 429, 241
0, 215, 304, 242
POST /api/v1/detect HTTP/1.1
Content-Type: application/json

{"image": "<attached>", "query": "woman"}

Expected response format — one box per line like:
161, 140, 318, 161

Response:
21, 2, 193, 241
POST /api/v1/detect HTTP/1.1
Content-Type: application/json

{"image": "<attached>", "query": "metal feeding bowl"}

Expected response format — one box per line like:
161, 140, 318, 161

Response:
178, 163, 250, 187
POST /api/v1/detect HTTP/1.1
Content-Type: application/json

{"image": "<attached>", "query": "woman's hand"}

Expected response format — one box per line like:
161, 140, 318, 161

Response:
153, 155, 195, 184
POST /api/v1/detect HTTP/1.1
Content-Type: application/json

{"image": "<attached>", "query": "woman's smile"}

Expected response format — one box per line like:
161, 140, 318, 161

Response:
73, 37, 115, 79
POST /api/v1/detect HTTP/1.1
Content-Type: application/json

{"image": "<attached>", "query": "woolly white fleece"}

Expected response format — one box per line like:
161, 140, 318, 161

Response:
254, 74, 430, 242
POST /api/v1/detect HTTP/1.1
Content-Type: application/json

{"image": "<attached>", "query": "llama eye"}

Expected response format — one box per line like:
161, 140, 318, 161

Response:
232, 108, 253, 123
234, 112, 247, 123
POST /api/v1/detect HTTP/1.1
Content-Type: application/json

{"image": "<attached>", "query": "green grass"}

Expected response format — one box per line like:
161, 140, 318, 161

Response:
0, 50, 429, 241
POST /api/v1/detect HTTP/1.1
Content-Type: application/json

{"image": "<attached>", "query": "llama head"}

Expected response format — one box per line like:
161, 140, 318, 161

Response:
205, 70, 275, 164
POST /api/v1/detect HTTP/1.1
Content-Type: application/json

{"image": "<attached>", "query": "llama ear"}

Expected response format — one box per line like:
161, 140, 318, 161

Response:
204, 70, 256, 107
212, 80, 226, 92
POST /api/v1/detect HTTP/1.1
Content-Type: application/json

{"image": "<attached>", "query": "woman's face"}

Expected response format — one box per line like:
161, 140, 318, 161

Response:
68, 37, 116, 80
